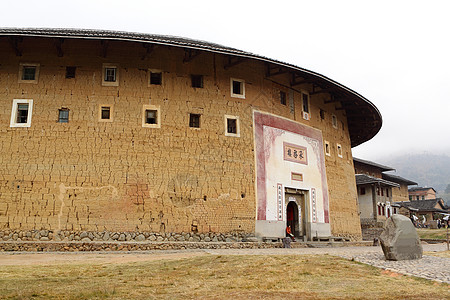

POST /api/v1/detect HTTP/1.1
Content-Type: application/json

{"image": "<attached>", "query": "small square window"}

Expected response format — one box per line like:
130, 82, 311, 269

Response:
58, 109, 69, 123
360, 187, 366, 195
225, 115, 240, 137
101, 107, 111, 120
280, 91, 286, 105
10, 99, 33, 127
231, 78, 245, 99
98, 105, 114, 122
189, 114, 201, 128
150, 71, 162, 85
145, 110, 158, 124
18, 63, 40, 84
191, 75, 203, 88
104, 68, 116, 82
22, 66, 36, 80
142, 105, 160, 128
17, 104, 29, 123
102, 64, 119, 86
66, 67, 76, 79
227, 118, 237, 134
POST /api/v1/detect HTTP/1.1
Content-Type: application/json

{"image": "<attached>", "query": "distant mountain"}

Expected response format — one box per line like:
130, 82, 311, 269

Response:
378, 153, 450, 203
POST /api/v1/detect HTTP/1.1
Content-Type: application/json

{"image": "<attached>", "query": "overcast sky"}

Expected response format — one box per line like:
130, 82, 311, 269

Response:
2, 0, 449, 161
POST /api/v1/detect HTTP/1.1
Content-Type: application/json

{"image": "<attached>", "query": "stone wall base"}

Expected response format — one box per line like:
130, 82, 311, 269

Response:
0, 230, 253, 243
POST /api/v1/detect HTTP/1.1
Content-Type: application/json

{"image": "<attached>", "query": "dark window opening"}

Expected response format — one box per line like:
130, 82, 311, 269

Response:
150, 72, 162, 85
227, 118, 237, 134
66, 67, 76, 79
16, 104, 29, 123
280, 91, 286, 105
58, 109, 69, 123
101, 106, 111, 120
189, 114, 200, 128
191, 75, 203, 88
232, 80, 242, 95
145, 110, 157, 124
104, 67, 116, 82
22, 66, 36, 80
302, 93, 309, 113
320, 109, 325, 120
360, 187, 366, 195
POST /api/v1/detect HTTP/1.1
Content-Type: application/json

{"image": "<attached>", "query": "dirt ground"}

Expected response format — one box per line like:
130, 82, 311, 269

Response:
0, 243, 447, 266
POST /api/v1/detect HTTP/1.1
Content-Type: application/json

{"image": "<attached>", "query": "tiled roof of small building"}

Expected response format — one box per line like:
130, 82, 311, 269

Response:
355, 174, 399, 187
394, 199, 448, 212
353, 158, 395, 172
0, 27, 382, 148
382, 173, 417, 186
408, 186, 437, 193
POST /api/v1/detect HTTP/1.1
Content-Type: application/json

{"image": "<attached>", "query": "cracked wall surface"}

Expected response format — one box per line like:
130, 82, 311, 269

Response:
0, 37, 361, 239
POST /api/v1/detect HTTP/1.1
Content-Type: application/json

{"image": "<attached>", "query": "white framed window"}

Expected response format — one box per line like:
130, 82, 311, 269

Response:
18, 63, 40, 84
98, 104, 114, 122
224, 115, 240, 137
324, 140, 331, 156
302, 92, 310, 113
337, 143, 343, 158
102, 63, 119, 86
230, 78, 245, 99
142, 105, 160, 128
10, 99, 33, 127
149, 69, 162, 86
332, 114, 338, 129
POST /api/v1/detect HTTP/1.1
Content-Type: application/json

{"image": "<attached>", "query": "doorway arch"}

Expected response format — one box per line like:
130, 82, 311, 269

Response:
286, 201, 299, 237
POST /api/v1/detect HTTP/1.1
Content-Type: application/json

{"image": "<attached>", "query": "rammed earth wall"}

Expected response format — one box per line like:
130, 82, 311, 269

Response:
0, 36, 362, 240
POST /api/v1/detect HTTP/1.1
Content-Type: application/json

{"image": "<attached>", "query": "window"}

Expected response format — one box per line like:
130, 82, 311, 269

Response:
149, 71, 162, 85
302, 92, 309, 113
102, 63, 119, 86
381, 188, 384, 197
98, 105, 113, 122
416, 196, 419, 200
18, 63, 40, 84
377, 187, 380, 196
10, 99, 33, 127
332, 114, 338, 129
191, 75, 203, 88
65, 67, 76, 79
386, 189, 389, 197
280, 91, 286, 105
337, 143, 343, 158
421, 195, 425, 200
324, 141, 331, 156
142, 105, 160, 128
189, 113, 201, 128
225, 115, 240, 137
58, 108, 69, 123
320, 109, 325, 120
409, 195, 412, 200
377, 205, 382, 215
360, 187, 366, 195
231, 78, 245, 99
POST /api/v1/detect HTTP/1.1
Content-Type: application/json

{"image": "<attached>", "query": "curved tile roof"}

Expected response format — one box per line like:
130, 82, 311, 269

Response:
0, 28, 382, 146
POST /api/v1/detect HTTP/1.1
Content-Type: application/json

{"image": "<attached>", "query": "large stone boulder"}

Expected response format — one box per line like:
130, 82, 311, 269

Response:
379, 214, 423, 261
